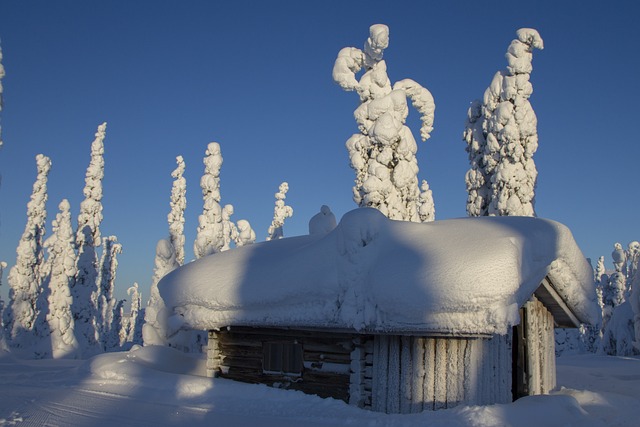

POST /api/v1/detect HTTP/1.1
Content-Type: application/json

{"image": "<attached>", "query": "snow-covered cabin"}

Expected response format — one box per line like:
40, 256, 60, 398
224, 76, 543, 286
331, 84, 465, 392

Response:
158, 208, 598, 413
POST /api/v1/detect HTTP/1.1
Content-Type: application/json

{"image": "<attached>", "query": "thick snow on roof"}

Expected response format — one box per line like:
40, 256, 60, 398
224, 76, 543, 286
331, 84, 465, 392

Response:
159, 208, 598, 335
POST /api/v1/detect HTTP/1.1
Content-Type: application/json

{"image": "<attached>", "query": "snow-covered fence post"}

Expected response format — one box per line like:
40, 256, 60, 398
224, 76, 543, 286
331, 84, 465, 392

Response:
168, 156, 187, 266
266, 182, 293, 241
73, 123, 107, 355
333, 24, 435, 222
4, 154, 51, 350
464, 28, 544, 217
44, 199, 79, 358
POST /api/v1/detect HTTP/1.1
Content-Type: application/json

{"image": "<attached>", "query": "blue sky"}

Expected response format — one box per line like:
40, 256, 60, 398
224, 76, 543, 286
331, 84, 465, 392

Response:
1, 1, 638, 302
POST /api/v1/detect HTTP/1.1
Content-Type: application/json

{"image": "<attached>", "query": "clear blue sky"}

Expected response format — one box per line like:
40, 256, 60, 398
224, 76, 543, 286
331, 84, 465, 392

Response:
1, 0, 638, 303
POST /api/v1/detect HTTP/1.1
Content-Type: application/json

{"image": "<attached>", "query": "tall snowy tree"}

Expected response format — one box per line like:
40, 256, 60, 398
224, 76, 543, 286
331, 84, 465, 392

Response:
94, 236, 121, 351
194, 142, 256, 256
72, 122, 107, 355
194, 143, 225, 258
333, 24, 436, 222
126, 282, 143, 345
143, 239, 179, 346
4, 154, 51, 351
266, 182, 293, 241
464, 28, 544, 217
168, 156, 187, 265
43, 199, 79, 358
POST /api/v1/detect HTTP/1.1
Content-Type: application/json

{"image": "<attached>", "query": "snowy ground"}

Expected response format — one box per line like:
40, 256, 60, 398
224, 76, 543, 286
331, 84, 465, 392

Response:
0, 346, 638, 427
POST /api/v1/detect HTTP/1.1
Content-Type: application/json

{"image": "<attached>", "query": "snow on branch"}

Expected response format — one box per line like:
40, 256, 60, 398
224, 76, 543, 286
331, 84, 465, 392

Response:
333, 25, 436, 222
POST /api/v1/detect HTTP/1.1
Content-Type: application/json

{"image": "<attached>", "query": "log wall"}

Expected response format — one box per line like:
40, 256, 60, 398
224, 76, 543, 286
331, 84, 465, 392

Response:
369, 334, 512, 413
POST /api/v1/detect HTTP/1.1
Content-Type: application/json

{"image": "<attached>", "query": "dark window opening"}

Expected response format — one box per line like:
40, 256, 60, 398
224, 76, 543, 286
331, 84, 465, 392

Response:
263, 342, 303, 376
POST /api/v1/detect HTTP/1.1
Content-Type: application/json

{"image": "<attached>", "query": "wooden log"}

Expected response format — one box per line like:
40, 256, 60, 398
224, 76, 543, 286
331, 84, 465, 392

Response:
410, 337, 426, 413
434, 338, 447, 410
423, 338, 436, 411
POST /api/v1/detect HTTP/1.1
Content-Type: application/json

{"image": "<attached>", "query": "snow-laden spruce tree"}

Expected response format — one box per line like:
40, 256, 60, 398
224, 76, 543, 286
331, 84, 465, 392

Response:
143, 239, 179, 346
43, 199, 79, 358
114, 299, 127, 348
333, 24, 436, 222
266, 182, 293, 241
4, 154, 51, 350
464, 28, 544, 217
126, 282, 143, 344
0, 39, 4, 147
168, 156, 186, 265
72, 122, 107, 355
194, 143, 225, 258
94, 236, 121, 351
194, 142, 256, 257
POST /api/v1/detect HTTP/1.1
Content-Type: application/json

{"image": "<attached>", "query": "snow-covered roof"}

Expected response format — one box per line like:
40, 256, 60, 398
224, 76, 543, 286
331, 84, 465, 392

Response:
159, 208, 599, 336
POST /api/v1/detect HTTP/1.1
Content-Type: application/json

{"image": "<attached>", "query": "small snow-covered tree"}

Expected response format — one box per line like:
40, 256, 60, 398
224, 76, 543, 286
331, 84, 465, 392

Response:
418, 180, 435, 223
94, 236, 121, 351
4, 154, 51, 350
194, 142, 256, 255
43, 199, 79, 358
168, 156, 187, 265
143, 239, 179, 346
631, 270, 640, 352
266, 182, 293, 241
333, 24, 435, 222
126, 283, 143, 344
464, 29, 544, 217
194, 143, 225, 258
114, 299, 127, 348
72, 123, 107, 355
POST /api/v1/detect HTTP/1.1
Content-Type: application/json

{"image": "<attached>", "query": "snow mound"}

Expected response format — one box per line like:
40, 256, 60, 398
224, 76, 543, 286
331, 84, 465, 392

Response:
159, 208, 598, 335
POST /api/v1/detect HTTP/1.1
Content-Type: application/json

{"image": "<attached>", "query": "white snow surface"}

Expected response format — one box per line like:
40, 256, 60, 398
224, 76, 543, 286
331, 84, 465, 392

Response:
0, 346, 638, 426
159, 208, 598, 335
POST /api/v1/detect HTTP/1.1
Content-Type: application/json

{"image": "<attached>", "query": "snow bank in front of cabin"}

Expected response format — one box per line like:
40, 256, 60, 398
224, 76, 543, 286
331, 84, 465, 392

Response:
159, 208, 598, 335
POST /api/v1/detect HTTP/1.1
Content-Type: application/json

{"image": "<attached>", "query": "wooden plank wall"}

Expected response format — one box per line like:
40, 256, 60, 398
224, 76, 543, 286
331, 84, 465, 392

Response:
523, 297, 556, 394
208, 328, 356, 402
370, 334, 512, 413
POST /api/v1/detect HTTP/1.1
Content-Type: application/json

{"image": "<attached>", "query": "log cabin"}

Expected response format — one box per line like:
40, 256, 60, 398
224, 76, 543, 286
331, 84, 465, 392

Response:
158, 208, 599, 413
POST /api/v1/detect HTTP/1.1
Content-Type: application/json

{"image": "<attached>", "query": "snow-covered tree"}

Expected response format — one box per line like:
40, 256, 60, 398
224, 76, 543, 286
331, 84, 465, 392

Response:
0, 39, 4, 148
4, 154, 51, 350
143, 239, 179, 346
167, 156, 186, 265
94, 236, 121, 351
194, 142, 256, 256
72, 123, 107, 355
43, 199, 79, 358
126, 283, 143, 345
418, 180, 435, 223
464, 28, 544, 217
114, 299, 127, 349
266, 182, 293, 241
631, 270, 640, 352
194, 143, 224, 258
333, 24, 435, 222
